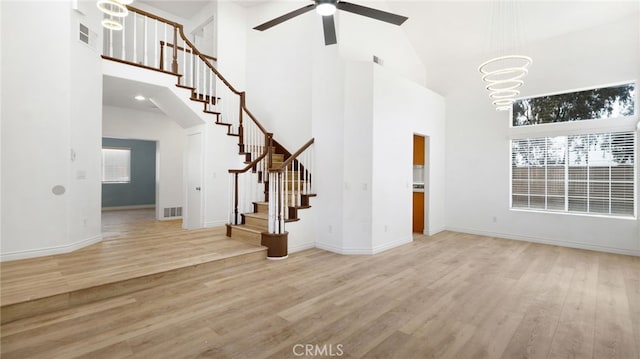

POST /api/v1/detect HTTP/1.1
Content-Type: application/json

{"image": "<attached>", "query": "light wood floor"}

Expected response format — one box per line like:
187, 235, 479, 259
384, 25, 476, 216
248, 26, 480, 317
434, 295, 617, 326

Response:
1, 210, 265, 307
2, 231, 639, 358
101, 208, 173, 239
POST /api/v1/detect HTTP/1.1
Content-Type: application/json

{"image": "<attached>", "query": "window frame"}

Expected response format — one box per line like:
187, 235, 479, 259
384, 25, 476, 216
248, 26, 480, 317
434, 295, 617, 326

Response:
102, 146, 132, 184
508, 81, 638, 219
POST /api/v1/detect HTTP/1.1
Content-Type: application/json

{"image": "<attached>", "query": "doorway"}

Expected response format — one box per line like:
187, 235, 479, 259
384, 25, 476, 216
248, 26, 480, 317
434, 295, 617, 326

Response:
101, 137, 161, 236
413, 134, 428, 234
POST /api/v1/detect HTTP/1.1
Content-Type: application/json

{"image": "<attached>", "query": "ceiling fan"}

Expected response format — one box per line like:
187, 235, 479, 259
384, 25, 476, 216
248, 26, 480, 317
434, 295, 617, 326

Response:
253, 0, 408, 46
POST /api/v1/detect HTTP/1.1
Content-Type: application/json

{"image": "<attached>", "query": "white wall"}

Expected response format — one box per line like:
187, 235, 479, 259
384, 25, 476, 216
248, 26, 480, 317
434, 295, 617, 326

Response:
0, 0, 4, 248
337, 0, 425, 86
69, 1, 103, 247
102, 105, 185, 219
445, 14, 640, 255
216, 1, 247, 90
372, 64, 446, 249
246, 1, 314, 151
301, 45, 345, 253
202, 122, 244, 228
244, 1, 440, 254
1, 0, 103, 261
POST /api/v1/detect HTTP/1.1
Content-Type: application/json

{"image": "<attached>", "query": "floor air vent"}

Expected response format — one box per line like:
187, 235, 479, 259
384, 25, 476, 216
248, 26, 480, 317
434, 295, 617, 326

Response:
163, 207, 183, 218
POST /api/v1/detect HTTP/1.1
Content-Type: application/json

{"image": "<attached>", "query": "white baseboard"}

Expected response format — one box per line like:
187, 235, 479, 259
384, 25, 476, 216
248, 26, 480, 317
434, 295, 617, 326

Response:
102, 205, 155, 211
315, 236, 413, 255
445, 226, 640, 257
426, 226, 446, 236
0, 235, 103, 262
315, 242, 370, 255
159, 216, 182, 221
289, 242, 315, 254
372, 236, 413, 254
205, 220, 228, 228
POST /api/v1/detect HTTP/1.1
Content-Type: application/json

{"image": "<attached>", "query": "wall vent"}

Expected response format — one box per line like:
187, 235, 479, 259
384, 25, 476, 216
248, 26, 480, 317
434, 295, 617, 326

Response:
78, 22, 98, 50
163, 207, 183, 218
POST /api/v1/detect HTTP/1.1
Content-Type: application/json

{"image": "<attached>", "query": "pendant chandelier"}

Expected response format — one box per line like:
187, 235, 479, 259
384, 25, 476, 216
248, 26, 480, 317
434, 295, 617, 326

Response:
479, 55, 532, 111
478, 1, 532, 112
97, 0, 133, 31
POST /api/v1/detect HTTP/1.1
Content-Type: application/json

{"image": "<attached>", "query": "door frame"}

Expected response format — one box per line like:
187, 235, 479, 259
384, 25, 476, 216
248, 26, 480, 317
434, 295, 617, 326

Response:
184, 130, 205, 229
413, 133, 429, 235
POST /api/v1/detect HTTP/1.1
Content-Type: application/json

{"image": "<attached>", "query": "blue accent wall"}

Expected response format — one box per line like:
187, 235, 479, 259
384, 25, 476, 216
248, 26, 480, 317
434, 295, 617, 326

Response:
102, 138, 156, 208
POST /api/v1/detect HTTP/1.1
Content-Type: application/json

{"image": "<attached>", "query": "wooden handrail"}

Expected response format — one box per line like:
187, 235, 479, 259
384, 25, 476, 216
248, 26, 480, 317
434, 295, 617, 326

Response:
228, 140, 272, 174
160, 41, 217, 62
127, 4, 271, 141
126, 5, 182, 27
228, 151, 268, 174
242, 107, 270, 135
272, 138, 315, 171
175, 25, 242, 95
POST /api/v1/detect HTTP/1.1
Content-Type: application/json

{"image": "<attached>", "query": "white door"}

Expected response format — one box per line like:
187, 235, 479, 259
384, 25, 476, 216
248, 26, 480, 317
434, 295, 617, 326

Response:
185, 132, 203, 229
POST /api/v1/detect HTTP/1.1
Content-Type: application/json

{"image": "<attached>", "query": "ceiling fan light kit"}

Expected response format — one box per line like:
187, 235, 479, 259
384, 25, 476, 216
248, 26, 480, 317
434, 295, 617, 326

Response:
316, 0, 337, 16
253, 0, 408, 46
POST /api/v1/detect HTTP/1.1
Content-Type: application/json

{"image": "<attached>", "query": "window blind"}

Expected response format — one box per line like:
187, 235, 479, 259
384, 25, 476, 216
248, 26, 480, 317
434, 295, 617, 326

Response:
511, 131, 635, 216
102, 148, 131, 183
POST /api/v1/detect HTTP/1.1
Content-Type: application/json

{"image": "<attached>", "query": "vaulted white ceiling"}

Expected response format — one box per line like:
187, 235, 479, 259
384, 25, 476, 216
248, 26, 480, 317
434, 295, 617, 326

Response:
110, 0, 639, 110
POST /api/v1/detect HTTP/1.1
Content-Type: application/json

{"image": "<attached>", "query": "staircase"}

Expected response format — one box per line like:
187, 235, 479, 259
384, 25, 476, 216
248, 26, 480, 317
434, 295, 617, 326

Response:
102, 5, 316, 258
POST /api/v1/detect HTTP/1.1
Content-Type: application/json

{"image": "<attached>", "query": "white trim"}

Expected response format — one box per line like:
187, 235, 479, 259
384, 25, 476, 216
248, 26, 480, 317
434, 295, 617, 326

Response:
289, 242, 315, 254
158, 216, 182, 221
445, 226, 640, 257
0, 235, 103, 262
315, 242, 372, 255
509, 117, 636, 139
267, 255, 289, 260
426, 226, 445, 236
205, 220, 227, 228
315, 236, 413, 255
509, 207, 636, 221
102, 204, 155, 211
511, 80, 637, 106
371, 236, 413, 254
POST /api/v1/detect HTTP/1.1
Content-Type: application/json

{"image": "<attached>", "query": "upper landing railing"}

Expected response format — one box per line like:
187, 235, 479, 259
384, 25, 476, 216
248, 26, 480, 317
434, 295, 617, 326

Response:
102, 5, 270, 164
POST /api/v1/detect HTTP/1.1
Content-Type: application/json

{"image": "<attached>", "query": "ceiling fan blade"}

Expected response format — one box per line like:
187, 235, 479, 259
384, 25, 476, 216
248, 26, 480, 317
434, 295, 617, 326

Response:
336, 1, 408, 26
253, 4, 316, 31
322, 15, 337, 45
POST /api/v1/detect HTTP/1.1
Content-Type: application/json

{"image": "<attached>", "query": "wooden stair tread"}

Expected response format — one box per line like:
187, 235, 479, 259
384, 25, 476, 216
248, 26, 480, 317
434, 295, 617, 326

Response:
243, 212, 268, 220
291, 205, 311, 210
204, 110, 220, 115
230, 224, 263, 233
176, 84, 195, 90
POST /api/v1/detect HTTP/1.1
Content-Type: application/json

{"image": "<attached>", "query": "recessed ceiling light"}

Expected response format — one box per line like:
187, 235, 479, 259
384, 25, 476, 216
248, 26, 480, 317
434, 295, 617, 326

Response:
134, 95, 146, 101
